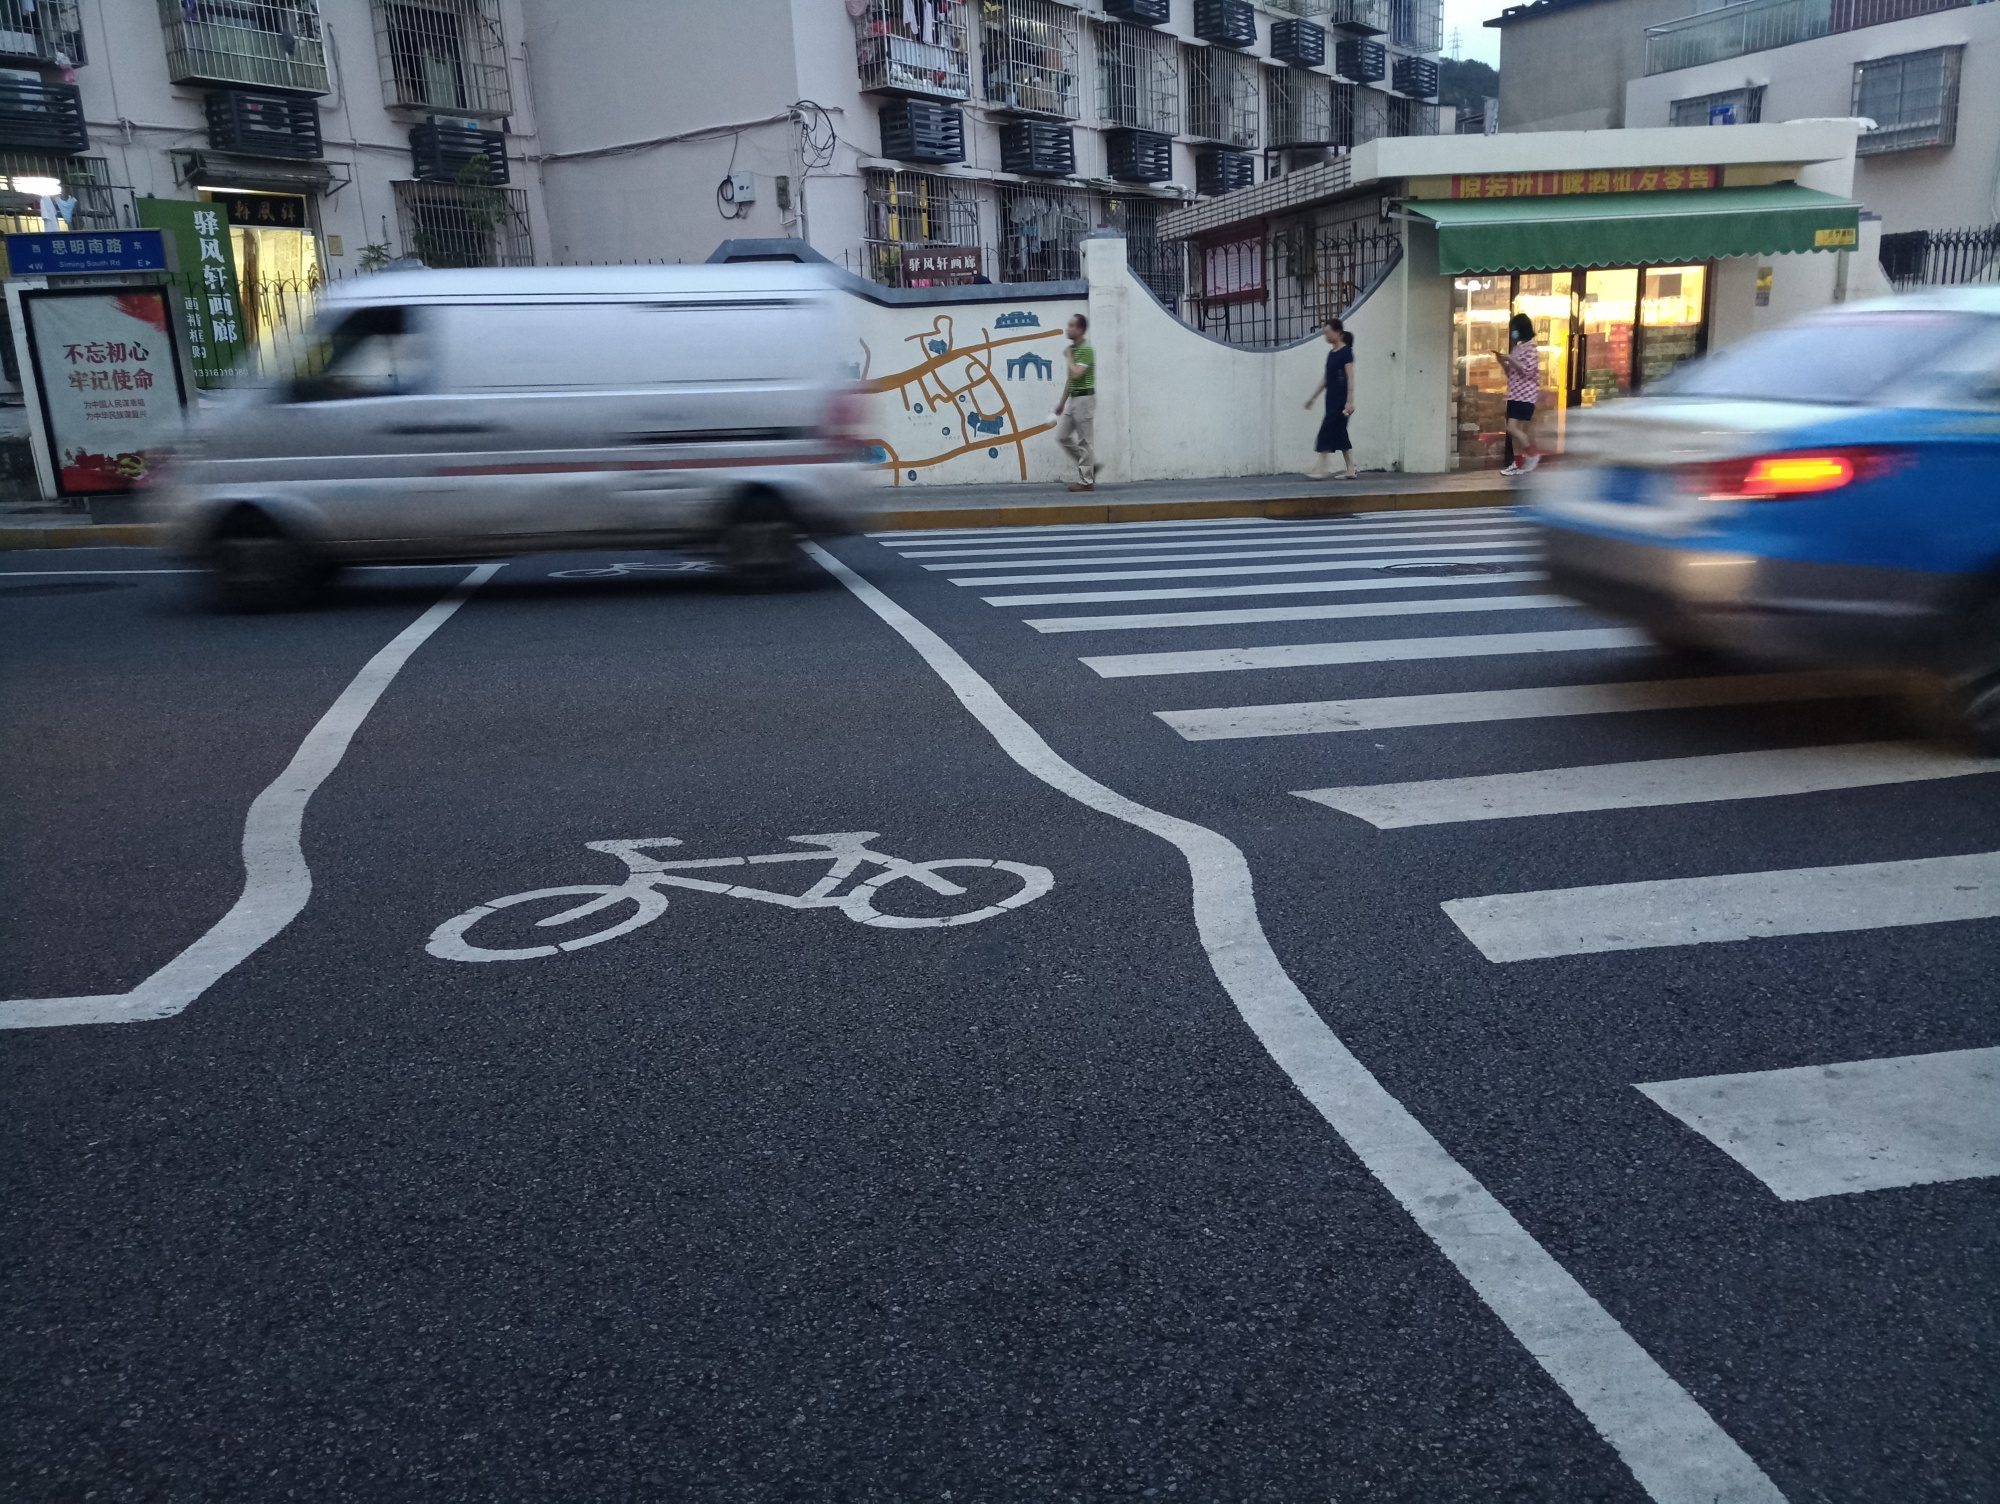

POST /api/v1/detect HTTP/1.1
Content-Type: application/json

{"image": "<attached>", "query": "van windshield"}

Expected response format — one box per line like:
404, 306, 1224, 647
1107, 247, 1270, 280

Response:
1654, 310, 1986, 404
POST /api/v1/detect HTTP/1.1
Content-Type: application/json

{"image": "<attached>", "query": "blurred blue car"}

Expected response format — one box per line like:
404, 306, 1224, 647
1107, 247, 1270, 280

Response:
1524, 288, 2000, 747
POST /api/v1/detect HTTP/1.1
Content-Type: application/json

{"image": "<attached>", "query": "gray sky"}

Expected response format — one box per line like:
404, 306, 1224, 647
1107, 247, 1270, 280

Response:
1441, 0, 1505, 67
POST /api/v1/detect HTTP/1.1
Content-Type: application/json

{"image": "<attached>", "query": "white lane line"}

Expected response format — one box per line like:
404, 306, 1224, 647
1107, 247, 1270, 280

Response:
984, 570, 1549, 607
1297, 741, 2000, 828
924, 537, 1539, 572
866, 506, 1515, 541
1159, 670, 1880, 741
0, 565, 471, 577
0, 563, 505, 1031
1027, 593, 1574, 635
803, 539, 1782, 1504
1442, 849, 2000, 963
951, 553, 1538, 587
1084, 627, 1648, 680
1636, 1047, 2000, 1201
896, 526, 1533, 559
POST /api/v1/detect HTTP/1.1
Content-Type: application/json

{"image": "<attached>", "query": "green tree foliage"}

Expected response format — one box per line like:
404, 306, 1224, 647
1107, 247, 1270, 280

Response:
1437, 57, 1499, 117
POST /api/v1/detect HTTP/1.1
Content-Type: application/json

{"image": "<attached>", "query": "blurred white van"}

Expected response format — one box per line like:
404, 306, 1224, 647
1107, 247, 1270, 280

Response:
154, 264, 872, 608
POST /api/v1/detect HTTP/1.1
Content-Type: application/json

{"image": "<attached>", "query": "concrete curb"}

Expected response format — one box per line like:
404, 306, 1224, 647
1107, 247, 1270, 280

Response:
864, 481, 1512, 532
0, 481, 1513, 549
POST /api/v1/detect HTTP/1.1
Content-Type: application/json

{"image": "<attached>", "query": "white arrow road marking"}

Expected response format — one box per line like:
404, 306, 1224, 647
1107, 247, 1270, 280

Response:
1638, 1048, 2000, 1200
0, 564, 504, 1030
805, 541, 1784, 1504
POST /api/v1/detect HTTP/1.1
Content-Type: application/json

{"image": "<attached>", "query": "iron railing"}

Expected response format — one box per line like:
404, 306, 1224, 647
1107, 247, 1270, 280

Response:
1186, 43, 1259, 147
1178, 220, 1400, 347
1645, 0, 1971, 72
372, 0, 512, 118
392, 180, 531, 268
158, 0, 330, 94
1107, 195, 1185, 311
1879, 223, 2000, 287
853, 0, 971, 99
983, 0, 1082, 119
1853, 45, 1961, 154
862, 168, 982, 287
1269, 66, 1333, 147
998, 182, 1094, 282
0, 0, 84, 65
1094, 19, 1179, 133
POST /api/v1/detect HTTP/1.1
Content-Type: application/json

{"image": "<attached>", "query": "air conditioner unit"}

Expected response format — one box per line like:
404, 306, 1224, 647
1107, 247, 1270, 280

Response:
1270, 19, 1327, 68
205, 90, 323, 160
1334, 38, 1387, 82
878, 98, 965, 164
1392, 54, 1439, 98
409, 122, 509, 184
1105, 127, 1173, 183
1103, 0, 1171, 22
999, 119, 1075, 177
1195, 148, 1254, 197
1192, 0, 1257, 50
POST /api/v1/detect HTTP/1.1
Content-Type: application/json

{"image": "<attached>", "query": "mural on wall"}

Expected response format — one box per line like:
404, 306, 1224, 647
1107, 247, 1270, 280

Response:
858, 309, 1072, 485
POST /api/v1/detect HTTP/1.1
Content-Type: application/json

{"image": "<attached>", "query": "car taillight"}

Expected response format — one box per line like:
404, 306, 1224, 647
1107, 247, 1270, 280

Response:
821, 386, 870, 442
1685, 447, 1907, 501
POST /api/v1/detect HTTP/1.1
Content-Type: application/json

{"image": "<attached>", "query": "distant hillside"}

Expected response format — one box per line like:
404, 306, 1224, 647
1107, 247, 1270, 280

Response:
1437, 57, 1500, 119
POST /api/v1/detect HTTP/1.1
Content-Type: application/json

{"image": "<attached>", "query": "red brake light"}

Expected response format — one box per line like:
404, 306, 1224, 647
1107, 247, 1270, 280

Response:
821, 386, 870, 442
1685, 447, 1906, 501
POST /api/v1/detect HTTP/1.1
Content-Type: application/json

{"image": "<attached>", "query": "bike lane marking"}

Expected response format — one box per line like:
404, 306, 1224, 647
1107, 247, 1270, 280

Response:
803, 540, 1784, 1504
0, 563, 505, 1031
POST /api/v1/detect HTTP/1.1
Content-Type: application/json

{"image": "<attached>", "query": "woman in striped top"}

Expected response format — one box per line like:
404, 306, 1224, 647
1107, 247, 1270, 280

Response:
1496, 312, 1541, 476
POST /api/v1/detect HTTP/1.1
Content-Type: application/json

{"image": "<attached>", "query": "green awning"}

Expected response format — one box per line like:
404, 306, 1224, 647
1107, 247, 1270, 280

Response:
1409, 186, 1862, 275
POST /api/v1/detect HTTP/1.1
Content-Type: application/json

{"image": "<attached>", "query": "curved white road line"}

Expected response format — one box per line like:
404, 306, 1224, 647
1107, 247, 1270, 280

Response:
0, 564, 504, 1031
804, 541, 1784, 1504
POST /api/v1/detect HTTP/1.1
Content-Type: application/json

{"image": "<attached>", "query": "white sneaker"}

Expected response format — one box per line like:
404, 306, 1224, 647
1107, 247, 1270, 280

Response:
1500, 462, 1522, 477
1521, 453, 1543, 473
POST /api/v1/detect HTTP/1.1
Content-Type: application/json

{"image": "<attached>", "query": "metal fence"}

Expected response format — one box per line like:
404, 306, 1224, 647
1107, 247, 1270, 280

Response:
392, 180, 532, 269
982, 0, 1083, 120
1878, 223, 2000, 288
1645, 0, 1829, 74
156, 0, 330, 93
862, 168, 983, 287
0, 0, 85, 65
372, 0, 512, 117
1094, 19, 1179, 134
998, 182, 1095, 282
1186, 43, 1259, 148
1179, 221, 1401, 347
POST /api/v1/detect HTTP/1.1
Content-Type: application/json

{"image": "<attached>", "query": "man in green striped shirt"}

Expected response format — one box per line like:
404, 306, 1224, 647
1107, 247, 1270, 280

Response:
1054, 313, 1096, 493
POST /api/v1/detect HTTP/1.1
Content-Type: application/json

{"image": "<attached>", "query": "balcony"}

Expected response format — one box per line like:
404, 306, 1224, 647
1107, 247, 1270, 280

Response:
0, 77, 86, 153
853, 0, 971, 101
0, 0, 85, 65
158, 0, 330, 94
371, 0, 512, 119
1644, 0, 1969, 74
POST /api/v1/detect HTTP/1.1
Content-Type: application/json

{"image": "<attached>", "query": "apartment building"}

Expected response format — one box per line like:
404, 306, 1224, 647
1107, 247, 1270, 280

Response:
522, 0, 1445, 302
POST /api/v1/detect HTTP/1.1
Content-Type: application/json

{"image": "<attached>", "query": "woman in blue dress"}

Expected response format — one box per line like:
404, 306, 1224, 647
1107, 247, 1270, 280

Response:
1303, 318, 1358, 480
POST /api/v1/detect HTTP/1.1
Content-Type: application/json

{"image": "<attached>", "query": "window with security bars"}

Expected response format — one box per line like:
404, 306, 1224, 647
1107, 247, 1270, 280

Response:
374, 0, 511, 117
863, 169, 983, 287
999, 182, 1094, 282
1094, 20, 1178, 134
854, 0, 971, 99
1670, 86, 1763, 126
1269, 66, 1332, 147
157, 0, 329, 94
1334, 81, 1393, 147
983, 0, 1081, 119
1185, 43, 1258, 148
1388, 0, 1441, 52
1388, 94, 1439, 135
1852, 47, 1960, 155
394, 179, 530, 268
1263, 0, 1335, 14
0, 0, 85, 66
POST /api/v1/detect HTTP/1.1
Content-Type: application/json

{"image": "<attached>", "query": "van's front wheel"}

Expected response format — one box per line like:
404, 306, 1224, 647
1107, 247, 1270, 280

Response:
208, 510, 322, 613
721, 490, 804, 588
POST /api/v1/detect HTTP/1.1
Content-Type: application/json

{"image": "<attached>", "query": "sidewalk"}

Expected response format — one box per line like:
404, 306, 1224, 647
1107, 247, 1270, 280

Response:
0, 469, 1513, 550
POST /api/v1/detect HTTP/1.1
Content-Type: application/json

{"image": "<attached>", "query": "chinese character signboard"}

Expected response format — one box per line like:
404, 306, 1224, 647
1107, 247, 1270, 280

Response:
206, 191, 310, 230
1449, 166, 1723, 199
4, 230, 170, 275
19, 290, 187, 495
898, 245, 982, 286
1200, 237, 1265, 305
136, 197, 247, 385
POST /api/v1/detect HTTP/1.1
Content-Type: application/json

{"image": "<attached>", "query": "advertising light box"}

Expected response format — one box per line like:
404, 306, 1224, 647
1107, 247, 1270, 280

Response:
20, 289, 187, 494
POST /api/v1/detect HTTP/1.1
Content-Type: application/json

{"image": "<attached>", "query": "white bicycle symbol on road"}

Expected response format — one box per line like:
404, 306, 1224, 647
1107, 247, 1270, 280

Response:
428, 831, 1055, 962
548, 560, 722, 579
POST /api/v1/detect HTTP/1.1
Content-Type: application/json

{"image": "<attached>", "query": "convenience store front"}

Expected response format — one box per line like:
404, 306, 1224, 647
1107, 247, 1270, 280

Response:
1417, 179, 1860, 470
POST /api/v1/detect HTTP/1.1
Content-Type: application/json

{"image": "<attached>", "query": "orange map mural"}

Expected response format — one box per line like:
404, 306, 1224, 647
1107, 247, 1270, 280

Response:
860, 311, 1069, 485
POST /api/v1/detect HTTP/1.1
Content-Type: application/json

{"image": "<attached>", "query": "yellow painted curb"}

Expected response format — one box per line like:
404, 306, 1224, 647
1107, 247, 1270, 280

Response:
867, 483, 1510, 532
0, 524, 160, 549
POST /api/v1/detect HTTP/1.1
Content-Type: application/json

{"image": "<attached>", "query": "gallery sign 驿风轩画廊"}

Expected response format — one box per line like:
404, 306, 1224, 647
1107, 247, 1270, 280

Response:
16, 289, 188, 495
136, 198, 247, 385
898, 246, 982, 285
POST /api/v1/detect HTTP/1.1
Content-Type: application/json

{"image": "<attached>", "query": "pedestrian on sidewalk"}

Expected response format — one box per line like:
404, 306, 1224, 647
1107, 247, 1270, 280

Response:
1497, 313, 1542, 476
1303, 319, 1358, 480
1053, 313, 1096, 493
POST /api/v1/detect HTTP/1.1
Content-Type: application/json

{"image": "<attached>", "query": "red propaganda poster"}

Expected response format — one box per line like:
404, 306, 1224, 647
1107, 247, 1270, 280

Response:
24, 290, 187, 494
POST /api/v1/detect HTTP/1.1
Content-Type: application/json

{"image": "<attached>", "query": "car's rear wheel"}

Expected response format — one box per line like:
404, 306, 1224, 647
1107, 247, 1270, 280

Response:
1958, 594, 2000, 753
208, 509, 322, 613
721, 489, 805, 589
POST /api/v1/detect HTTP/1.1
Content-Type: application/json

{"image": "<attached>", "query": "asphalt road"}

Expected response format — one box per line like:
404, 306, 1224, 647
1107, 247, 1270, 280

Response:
2, 516, 1993, 1502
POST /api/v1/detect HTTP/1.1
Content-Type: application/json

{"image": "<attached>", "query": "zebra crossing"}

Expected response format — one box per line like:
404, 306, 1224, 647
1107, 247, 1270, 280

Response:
868, 504, 2000, 1200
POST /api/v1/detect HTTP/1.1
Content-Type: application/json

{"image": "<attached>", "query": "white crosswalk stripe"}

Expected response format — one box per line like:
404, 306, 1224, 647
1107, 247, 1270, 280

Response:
1082, 628, 1649, 680
1295, 742, 2000, 827
921, 536, 1539, 572
1025, 593, 1576, 634
949, 553, 1539, 587
894, 525, 1533, 559
1156, 671, 1884, 740
1442, 849, 2000, 962
984, 570, 1548, 607
865, 505, 1515, 541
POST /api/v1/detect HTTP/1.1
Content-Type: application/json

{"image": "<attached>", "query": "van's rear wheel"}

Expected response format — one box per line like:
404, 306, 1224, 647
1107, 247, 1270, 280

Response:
721, 490, 804, 588
208, 510, 321, 613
